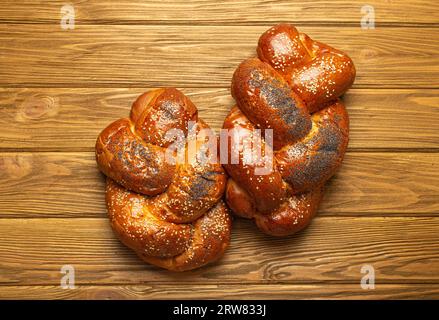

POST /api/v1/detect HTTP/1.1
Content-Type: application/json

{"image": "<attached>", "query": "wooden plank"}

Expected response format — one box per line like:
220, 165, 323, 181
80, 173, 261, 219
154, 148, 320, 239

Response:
0, 217, 438, 285
0, 25, 438, 88
1, 152, 438, 217
0, 284, 438, 300
0, 88, 438, 150
0, 0, 437, 25
1, 1, 437, 302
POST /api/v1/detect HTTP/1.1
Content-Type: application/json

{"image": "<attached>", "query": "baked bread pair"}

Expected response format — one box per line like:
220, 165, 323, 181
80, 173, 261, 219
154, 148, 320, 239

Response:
95, 24, 356, 271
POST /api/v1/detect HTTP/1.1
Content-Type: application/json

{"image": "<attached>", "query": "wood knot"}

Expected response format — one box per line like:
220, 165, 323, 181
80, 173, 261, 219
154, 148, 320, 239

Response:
91, 288, 127, 300
16, 94, 59, 122
0, 154, 33, 179
359, 48, 377, 61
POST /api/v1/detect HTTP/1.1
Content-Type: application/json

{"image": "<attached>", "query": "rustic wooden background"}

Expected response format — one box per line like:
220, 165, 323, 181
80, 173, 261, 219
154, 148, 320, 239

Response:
0, 0, 438, 299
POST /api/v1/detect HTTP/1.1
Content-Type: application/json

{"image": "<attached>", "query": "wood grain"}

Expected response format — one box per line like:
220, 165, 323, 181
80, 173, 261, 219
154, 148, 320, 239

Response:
0, 217, 438, 285
0, 88, 438, 151
1, 25, 438, 88
1, 0, 438, 300
0, 0, 437, 25
1, 152, 438, 217
0, 284, 438, 300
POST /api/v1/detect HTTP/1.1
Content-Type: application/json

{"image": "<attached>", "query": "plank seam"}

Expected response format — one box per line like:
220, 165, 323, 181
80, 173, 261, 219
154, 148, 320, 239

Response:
2, 148, 439, 153
1, 87, 438, 91
2, 84, 439, 89
1, 281, 439, 287
0, 21, 438, 28
0, 215, 437, 220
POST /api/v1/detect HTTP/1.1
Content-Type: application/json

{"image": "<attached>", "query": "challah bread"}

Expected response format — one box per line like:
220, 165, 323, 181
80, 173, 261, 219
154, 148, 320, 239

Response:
96, 88, 231, 271
223, 24, 355, 236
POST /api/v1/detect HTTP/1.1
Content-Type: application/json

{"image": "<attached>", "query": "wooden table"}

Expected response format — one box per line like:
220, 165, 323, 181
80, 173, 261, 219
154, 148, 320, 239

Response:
0, 1, 438, 299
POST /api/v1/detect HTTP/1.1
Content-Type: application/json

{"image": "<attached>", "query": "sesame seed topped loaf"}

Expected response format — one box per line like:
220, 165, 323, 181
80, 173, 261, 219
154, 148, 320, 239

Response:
96, 88, 231, 271
223, 24, 355, 236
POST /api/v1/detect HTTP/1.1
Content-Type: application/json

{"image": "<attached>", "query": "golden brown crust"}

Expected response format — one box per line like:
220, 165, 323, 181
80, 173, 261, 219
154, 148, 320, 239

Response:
223, 106, 286, 213
106, 178, 193, 258
225, 179, 322, 237
96, 88, 231, 271
254, 187, 323, 237
130, 88, 198, 147
224, 24, 354, 236
231, 58, 312, 150
95, 118, 176, 196
257, 24, 356, 113
140, 201, 232, 271
275, 100, 349, 193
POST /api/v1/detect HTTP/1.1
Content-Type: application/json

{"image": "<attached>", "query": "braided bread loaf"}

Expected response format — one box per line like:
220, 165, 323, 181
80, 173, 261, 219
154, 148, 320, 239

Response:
223, 24, 355, 236
96, 88, 232, 271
